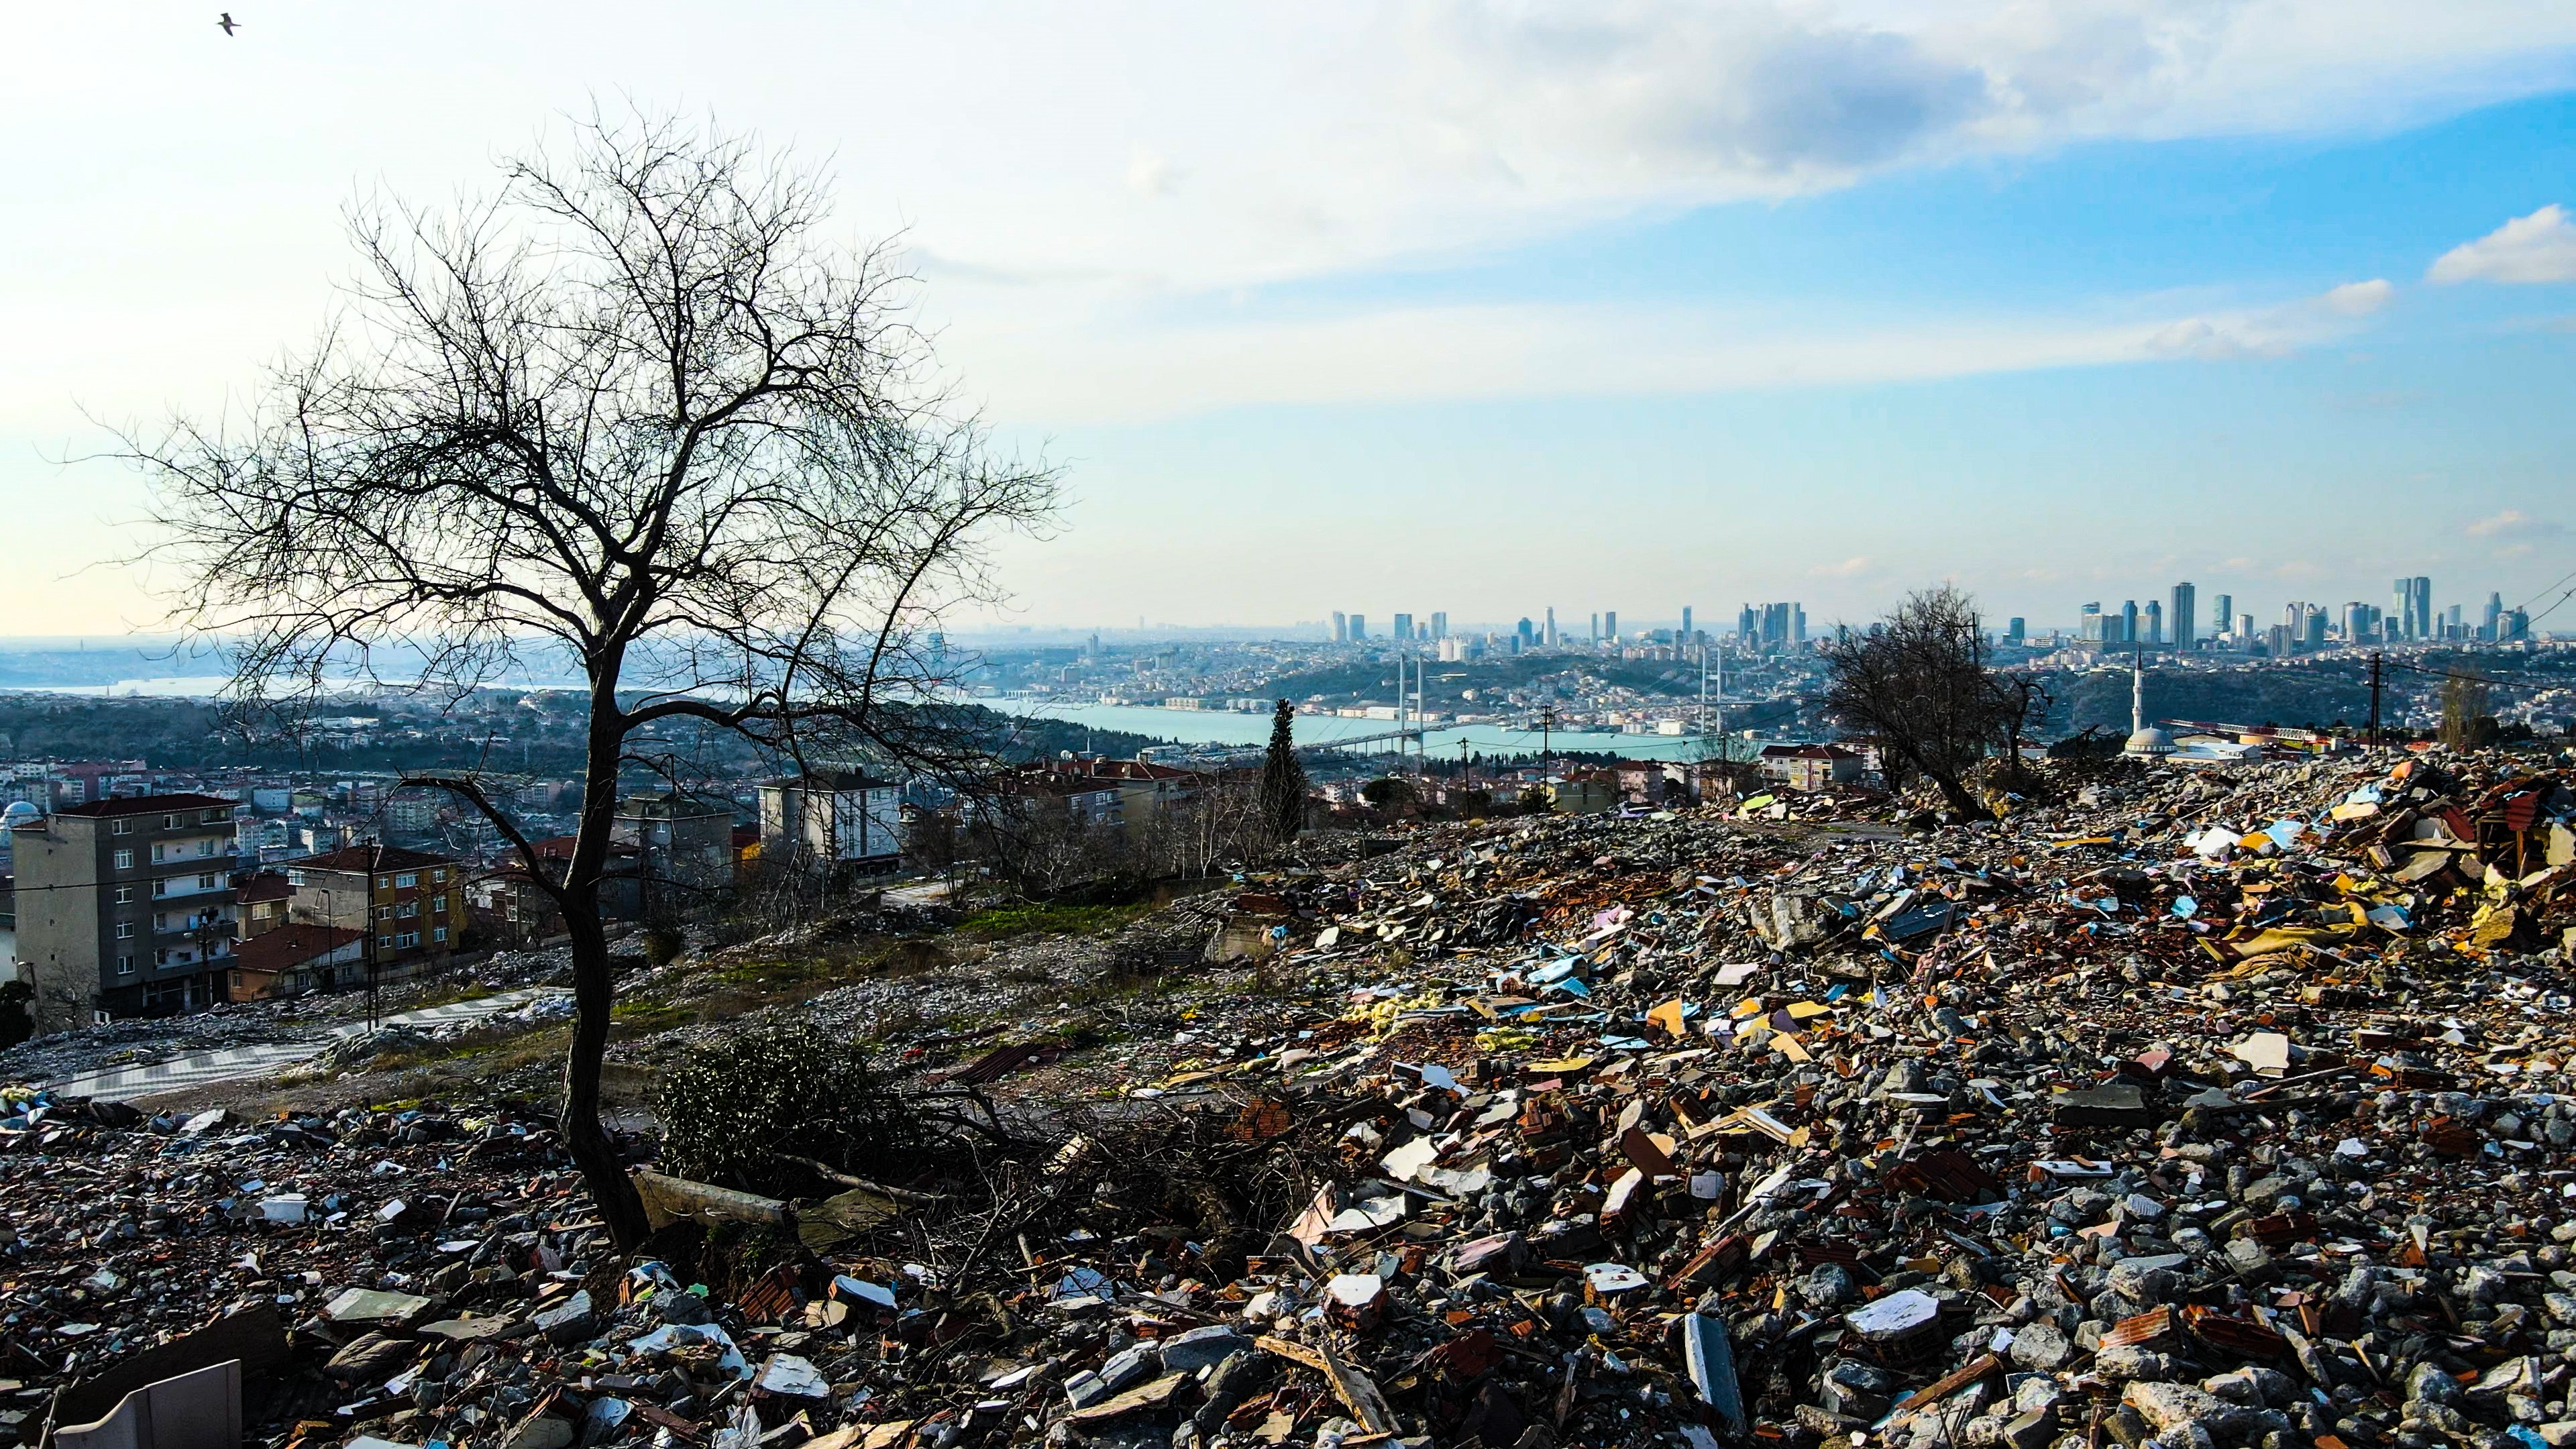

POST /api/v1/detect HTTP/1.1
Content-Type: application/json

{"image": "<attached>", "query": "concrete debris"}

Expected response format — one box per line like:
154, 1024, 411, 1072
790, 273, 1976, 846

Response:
4, 746, 2576, 1449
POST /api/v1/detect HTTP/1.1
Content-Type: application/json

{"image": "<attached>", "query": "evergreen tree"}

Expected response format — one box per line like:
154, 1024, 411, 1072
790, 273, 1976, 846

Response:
1258, 698, 1309, 844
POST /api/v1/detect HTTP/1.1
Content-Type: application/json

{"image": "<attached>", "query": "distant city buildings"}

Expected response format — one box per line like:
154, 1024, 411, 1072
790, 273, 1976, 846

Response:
2396, 576, 2432, 641
2047, 570, 2544, 655
1739, 602, 1805, 651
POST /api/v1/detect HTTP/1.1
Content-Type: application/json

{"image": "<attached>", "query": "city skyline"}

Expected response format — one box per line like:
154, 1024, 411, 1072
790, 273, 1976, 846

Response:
6, 7, 2576, 635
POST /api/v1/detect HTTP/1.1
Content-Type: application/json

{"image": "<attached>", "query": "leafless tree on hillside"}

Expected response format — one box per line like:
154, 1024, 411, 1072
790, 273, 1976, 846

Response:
1819, 585, 2020, 820
121, 107, 1059, 1248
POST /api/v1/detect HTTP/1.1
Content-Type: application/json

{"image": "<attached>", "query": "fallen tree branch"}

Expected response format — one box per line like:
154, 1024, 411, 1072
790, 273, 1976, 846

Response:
776, 1155, 956, 1205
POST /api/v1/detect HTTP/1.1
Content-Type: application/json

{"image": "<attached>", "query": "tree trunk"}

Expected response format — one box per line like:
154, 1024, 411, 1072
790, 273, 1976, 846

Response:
559, 902, 649, 1249
560, 665, 651, 1252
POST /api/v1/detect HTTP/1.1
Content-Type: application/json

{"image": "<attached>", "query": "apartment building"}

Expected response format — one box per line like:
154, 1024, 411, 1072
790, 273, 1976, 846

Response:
757, 771, 903, 874
284, 844, 468, 985
611, 793, 737, 918
13, 793, 239, 1030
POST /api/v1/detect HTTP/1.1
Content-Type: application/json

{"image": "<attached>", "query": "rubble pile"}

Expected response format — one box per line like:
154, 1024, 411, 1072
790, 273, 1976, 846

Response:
5, 747, 2576, 1449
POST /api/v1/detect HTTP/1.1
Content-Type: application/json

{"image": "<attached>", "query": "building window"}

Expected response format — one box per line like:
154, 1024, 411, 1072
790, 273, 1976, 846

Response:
432, 926, 447, 944
201, 809, 223, 824
377, 875, 391, 890
394, 871, 418, 888
197, 839, 217, 857
152, 879, 168, 898
162, 814, 180, 830
111, 819, 130, 835
286, 870, 304, 886
113, 886, 133, 904
113, 922, 133, 938
113, 849, 133, 869
397, 932, 421, 949
198, 873, 217, 889
116, 954, 135, 975
378, 934, 395, 949
432, 868, 447, 882
431, 894, 447, 914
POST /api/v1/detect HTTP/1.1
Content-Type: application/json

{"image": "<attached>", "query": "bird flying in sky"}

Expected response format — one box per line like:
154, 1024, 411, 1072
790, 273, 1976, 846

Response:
217, 12, 239, 36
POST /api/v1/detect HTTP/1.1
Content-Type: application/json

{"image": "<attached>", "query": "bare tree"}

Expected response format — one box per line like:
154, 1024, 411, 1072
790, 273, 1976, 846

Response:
1819, 585, 2015, 820
123, 109, 1058, 1248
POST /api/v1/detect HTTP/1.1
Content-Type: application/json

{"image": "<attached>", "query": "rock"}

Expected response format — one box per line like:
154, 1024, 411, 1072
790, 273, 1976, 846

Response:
1096, 1343, 1161, 1395
2407, 1363, 2463, 1408
2097, 1346, 2178, 1382
1159, 1325, 1250, 1374
2053, 1085, 2153, 1128
2123, 1383, 2250, 1438
532, 1289, 595, 1346
2223, 1238, 2277, 1283
324, 1331, 417, 1384
2010, 1323, 2071, 1371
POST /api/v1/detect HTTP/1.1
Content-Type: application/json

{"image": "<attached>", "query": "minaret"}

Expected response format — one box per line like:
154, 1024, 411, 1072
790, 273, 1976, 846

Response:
2124, 642, 2176, 760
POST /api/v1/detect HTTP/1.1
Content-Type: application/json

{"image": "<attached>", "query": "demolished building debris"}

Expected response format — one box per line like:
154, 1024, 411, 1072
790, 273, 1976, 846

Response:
5, 747, 2576, 1449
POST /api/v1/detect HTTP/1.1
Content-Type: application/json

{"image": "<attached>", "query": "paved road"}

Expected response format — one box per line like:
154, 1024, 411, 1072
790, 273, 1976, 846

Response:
50, 987, 572, 1103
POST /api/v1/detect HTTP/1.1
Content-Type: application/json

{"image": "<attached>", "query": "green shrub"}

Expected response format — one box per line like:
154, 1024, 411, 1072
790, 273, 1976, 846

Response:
655, 1020, 923, 1196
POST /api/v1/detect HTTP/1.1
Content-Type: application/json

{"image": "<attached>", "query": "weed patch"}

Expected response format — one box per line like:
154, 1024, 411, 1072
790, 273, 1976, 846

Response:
957, 902, 1146, 940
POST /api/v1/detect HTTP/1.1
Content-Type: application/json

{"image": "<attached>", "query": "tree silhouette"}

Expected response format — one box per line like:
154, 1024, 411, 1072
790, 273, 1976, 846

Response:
1257, 699, 1308, 844
125, 109, 1057, 1247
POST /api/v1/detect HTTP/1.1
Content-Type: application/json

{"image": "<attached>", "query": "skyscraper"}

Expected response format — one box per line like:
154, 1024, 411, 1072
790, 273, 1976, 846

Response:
1544, 608, 1557, 646
2004, 616, 2025, 644
1603, 610, 1617, 641
2120, 600, 2139, 647
1680, 606, 1693, 639
1391, 612, 1413, 643
1430, 612, 1448, 640
2394, 576, 2432, 640
1331, 610, 1346, 643
1589, 612, 1599, 643
2144, 600, 2163, 647
2171, 582, 2196, 650
2483, 592, 2503, 641
2211, 594, 2233, 639
1348, 614, 1366, 641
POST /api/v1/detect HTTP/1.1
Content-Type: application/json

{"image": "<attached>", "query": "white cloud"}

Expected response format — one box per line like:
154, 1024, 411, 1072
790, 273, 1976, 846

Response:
939, 278, 2397, 422
1811, 555, 1878, 578
2428, 205, 2576, 284
1125, 149, 1183, 199
2139, 278, 2391, 361
2466, 508, 2567, 538
2324, 279, 2396, 315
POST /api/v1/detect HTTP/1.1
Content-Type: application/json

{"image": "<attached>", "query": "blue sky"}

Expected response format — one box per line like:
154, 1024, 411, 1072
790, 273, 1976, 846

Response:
6, 3, 2575, 637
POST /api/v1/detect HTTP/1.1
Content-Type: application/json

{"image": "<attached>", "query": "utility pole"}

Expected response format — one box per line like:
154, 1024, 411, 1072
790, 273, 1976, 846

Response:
2367, 651, 2383, 747
1538, 706, 1557, 769
364, 842, 381, 1033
